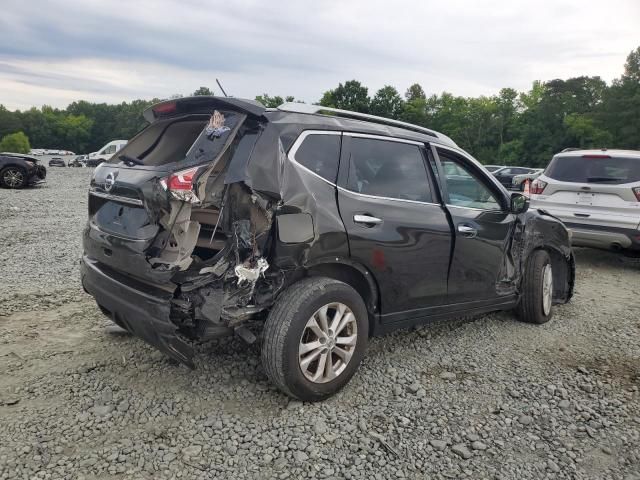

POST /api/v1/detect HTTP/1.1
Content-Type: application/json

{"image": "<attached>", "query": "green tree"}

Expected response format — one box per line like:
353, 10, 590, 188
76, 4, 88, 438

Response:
255, 94, 295, 108
0, 131, 31, 153
370, 86, 404, 119
597, 47, 640, 149
319, 80, 370, 113
0, 105, 23, 139
192, 86, 214, 96
405, 83, 426, 102
564, 113, 612, 148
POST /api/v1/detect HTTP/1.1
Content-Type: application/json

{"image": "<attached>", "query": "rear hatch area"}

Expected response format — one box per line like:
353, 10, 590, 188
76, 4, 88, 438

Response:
82, 98, 275, 366
533, 153, 640, 230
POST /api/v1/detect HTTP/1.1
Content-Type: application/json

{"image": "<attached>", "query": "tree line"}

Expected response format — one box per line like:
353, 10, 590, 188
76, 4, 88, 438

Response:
0, 47, 638, 167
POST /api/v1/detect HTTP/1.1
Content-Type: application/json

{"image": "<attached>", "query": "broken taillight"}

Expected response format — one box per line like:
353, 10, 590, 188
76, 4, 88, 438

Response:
633, 186, 640, 202
530, 179, 547, 195
160, 166, 201, 203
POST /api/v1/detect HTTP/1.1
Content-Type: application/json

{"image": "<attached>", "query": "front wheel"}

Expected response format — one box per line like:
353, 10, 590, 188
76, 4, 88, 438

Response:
0, 167, 27, 189
261, 277, 369, 401
517, 250, 554, 324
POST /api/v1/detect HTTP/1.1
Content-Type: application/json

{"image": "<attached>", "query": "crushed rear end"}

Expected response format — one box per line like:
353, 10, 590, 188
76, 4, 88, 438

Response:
81, 97, 286, 367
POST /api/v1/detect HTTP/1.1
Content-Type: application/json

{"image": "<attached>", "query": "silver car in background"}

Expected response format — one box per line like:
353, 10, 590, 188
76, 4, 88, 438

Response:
530, 149, 640, 254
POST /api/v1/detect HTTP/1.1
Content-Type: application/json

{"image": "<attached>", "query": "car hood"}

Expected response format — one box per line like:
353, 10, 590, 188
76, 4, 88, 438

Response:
1, 152, 39, 163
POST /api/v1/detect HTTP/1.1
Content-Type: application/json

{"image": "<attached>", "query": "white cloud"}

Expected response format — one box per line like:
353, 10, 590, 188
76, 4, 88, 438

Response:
0, 0, 638, 109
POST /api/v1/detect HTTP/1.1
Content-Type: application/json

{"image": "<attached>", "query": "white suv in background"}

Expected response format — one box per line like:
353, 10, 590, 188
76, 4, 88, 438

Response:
530, 149, 640, 255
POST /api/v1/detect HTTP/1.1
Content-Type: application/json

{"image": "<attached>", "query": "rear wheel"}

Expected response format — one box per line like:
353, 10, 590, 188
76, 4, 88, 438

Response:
262, 277, 368, 401
517, 250, 554, 324
0, 167, 27, 189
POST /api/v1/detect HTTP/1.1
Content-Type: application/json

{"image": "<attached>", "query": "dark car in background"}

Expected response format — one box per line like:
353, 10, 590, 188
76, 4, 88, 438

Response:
0, 153, 47, 188
81, 96, 575, 401
492, 166, 536, 189
48, 157, 66, 167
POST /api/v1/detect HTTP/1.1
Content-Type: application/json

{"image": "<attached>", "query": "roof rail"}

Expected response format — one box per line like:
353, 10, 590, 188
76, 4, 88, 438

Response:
277, 102, 440, 139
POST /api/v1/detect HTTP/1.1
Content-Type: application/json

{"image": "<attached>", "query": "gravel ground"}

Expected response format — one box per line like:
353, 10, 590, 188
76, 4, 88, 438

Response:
1, 166, 639, 480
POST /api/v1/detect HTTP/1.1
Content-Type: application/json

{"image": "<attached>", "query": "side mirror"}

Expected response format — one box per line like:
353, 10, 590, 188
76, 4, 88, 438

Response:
510, 193, 529, 214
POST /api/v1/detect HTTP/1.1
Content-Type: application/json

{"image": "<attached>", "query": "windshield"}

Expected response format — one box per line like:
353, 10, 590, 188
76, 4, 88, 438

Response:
545, 155, 640, 184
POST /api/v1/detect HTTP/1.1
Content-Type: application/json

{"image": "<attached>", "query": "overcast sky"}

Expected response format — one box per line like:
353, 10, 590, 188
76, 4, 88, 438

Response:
1, 0, 638, 110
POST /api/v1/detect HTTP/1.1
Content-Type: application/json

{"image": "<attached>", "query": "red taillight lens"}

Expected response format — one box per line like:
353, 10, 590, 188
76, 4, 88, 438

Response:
530, 179, 547, 195
164, 167, 199, 191
633, 187, 640, 202
153, 101, 177, 117
160, 167, 201, 203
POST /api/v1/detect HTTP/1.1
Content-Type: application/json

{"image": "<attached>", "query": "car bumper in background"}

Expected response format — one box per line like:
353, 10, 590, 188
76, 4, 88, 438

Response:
80, 255, 196, 368
563, 222, 640, 252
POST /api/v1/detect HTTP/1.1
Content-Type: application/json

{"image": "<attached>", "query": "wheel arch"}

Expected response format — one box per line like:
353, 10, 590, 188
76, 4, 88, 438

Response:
529, 246, 574, 303
305, 259, 380, 333
0, 163, 28, 188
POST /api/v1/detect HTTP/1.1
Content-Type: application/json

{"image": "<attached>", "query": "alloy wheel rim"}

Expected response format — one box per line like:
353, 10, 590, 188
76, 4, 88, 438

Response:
542, 263, 553, 316
4, 169, 23, 188
298, 302, 358, 384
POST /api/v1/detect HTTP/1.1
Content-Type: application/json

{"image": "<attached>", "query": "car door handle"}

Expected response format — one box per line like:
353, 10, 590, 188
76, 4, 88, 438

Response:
353, 214, 382, 226
457, 224, 477, 238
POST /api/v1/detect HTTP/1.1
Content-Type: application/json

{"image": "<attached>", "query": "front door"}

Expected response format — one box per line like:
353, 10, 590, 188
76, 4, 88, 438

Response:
433, 146, 516, 303
337, 134, 452, 319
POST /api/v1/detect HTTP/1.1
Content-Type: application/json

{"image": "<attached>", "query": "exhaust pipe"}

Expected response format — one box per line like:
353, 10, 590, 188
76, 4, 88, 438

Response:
610, 242, 623, 252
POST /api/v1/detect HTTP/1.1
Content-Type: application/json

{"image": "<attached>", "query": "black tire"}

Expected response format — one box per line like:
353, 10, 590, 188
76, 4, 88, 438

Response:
0, 166, 28, 189
517, 250, 553, 324
262, 277, 369, 401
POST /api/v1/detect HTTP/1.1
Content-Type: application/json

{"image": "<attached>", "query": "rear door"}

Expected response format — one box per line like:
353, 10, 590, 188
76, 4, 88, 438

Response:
536, 153, 640, 229
336, 134, 452, 319
433, 146, 517, 303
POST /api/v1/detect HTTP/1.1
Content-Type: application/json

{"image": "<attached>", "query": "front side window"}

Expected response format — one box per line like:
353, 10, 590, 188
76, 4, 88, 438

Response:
346, 137, 432, 202
294, 133, 341, 182
104, 145, 117, 154
438, 149, 501, 210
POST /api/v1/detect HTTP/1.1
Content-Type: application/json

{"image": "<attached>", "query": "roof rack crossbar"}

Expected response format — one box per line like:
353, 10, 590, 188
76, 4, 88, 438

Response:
276, 102, 439, 139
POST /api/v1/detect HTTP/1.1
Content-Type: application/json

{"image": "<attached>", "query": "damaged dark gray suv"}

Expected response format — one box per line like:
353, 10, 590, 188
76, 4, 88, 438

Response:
81, 96, 575, 401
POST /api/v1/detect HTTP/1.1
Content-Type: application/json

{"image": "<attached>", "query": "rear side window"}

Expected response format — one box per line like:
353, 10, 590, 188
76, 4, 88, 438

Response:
346, 137, 432, 202
545, 155, 640, 184
293, 133, 341, 182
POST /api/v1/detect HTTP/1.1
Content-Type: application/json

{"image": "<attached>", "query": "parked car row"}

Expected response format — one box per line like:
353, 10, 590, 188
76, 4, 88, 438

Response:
48, 154, 106, 168
30, 149, 75, 156
1, 140, 128, 188
485, 165, 543, 190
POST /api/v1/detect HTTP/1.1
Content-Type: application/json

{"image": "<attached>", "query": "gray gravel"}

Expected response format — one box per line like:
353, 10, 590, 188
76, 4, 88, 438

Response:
1, 166, 640, 479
